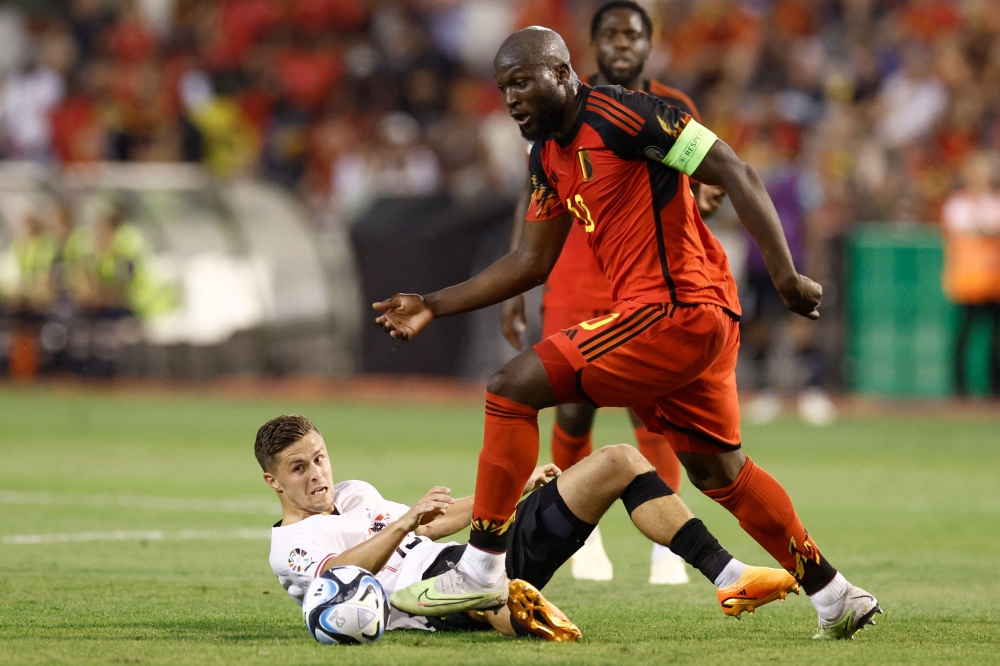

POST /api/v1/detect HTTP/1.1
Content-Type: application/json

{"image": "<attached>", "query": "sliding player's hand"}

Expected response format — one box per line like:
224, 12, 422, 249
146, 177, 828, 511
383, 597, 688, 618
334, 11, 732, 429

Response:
523, 464, 561, 495
373, 294, 434, 340
500, 295, 527, 350
398, 486, 454, 532
778, 274, 823, 320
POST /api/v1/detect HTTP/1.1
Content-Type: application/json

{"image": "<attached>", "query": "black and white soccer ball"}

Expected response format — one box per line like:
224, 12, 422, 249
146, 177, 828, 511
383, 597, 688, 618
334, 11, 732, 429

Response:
302, 565, 391, 645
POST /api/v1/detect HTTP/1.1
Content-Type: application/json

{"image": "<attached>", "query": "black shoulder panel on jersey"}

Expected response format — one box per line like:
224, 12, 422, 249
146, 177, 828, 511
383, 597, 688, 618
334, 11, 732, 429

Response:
583, 85, 659, 160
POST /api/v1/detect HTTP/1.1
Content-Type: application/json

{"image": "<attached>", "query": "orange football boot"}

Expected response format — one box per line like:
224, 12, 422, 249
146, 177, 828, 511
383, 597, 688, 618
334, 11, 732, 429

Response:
717, 566, 801, 618
507, 579, 582, 641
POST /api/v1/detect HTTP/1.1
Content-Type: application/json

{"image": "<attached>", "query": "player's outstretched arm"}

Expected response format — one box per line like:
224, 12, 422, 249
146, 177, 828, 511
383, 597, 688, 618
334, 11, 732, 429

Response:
326, 486, 454, 575
374, 213, 573, 340
692, 140, 822, 320
499, 175, 534, 350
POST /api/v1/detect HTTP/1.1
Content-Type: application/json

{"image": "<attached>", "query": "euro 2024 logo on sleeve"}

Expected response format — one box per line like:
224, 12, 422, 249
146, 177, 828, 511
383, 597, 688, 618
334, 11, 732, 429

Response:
289, 548, 313, 573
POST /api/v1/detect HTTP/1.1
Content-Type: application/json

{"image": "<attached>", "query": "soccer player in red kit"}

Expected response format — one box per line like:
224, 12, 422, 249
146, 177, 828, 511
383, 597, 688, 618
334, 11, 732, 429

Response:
500, 0, 726, 585
375, 27, 881, 639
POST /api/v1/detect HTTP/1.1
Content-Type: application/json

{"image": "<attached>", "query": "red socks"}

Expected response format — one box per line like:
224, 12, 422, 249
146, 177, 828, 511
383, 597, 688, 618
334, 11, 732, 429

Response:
469, 393, 540, 553
634, 427, 683, 493
702, 456, 837, 594
550, 422, 592, 471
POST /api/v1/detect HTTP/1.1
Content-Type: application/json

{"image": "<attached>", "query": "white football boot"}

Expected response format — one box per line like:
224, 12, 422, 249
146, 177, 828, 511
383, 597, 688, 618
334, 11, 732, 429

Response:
570, 525, 613, 581
648, 543, 690, 585
813, 583, 882, 640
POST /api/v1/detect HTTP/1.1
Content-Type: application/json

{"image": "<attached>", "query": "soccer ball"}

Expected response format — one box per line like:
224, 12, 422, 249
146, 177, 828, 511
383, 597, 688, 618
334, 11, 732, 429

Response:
302, 565, 391, 645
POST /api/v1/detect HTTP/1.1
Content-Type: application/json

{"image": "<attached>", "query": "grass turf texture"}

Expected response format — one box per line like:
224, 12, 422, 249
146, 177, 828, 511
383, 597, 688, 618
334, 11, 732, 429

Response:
0, 388, 997, 665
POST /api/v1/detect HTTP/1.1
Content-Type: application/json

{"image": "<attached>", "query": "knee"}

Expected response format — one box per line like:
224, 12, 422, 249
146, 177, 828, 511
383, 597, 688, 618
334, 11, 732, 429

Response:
595, 444, 651, 482
679, 451, 744, 491
556, 403, 595, 436
486, 368, 516, 399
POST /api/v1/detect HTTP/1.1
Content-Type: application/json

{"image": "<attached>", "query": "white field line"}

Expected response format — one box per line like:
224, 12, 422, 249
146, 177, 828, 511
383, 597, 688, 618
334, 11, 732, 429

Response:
0, 491, 277, 514
3, 528, 271, 545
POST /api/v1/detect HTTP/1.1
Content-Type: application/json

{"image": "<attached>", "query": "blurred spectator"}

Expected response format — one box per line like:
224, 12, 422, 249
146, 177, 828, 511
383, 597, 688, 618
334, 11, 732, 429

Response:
2, 48, 64, 159
941, 150, 1000, 396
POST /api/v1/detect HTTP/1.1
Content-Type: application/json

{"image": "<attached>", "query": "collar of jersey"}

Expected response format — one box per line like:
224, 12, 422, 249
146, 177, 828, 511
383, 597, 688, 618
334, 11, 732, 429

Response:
585, 73, 651, 93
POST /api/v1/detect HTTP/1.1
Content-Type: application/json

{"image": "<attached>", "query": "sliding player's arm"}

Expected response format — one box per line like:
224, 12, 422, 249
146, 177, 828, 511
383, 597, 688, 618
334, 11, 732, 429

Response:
373, 211, 573, 340
691, 140, 821, 319
324, 486, 454, 574
413, 464, 560, 541
499, 175, 534, 350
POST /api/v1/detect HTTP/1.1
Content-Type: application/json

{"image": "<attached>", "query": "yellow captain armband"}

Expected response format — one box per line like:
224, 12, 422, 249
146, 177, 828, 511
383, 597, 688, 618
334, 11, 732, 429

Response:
662, 120, 718, 176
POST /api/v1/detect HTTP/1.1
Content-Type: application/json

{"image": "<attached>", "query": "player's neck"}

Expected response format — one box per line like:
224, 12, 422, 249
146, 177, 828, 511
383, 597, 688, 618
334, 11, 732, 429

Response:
591, 71, 646, 92
278, 496, 336, 526
552, 85, 587, 144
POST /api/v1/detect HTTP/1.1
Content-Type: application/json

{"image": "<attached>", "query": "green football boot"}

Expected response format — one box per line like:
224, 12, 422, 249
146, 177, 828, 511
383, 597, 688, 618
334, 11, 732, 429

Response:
390, 568, 508, 616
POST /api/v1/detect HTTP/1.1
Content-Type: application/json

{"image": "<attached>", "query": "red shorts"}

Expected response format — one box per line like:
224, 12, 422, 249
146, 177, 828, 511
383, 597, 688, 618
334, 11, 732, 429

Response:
540, 306, 613, 340
534, 302, 741, 455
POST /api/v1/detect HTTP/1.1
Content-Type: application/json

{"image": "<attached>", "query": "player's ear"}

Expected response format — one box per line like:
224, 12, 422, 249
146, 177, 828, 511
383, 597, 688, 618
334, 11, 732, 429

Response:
263, 472, 282, 493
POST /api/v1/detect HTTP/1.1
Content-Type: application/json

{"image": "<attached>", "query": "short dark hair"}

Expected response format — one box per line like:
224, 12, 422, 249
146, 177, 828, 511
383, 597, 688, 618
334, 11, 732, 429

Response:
590, 1, 653, 40
255, 414, 319, 472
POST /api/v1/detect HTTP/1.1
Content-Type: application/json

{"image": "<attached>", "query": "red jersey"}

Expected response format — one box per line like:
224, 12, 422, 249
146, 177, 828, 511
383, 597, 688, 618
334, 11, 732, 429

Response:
528, 85, 740, 317
541, 79, 706, 311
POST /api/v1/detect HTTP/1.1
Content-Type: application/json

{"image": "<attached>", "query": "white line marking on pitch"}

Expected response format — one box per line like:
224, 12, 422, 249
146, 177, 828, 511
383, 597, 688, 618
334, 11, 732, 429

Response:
2, 528, 272, 545
0, 491, 277, 514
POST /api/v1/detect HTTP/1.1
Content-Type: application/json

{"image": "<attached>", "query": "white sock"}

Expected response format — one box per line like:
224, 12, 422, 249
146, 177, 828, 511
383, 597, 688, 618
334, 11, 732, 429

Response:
651, 543, 675, 560
713, 558, 748, 588
809, 572, 849, 622
457, 545, 507, 588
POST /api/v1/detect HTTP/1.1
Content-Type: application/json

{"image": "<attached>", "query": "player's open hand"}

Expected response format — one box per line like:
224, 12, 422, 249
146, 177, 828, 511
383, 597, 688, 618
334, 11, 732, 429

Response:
500, 295, 527, 350
399, 486, 454, 532
373, 294, 434, 340
523, 464, 561, 495
778, 274, 823, 320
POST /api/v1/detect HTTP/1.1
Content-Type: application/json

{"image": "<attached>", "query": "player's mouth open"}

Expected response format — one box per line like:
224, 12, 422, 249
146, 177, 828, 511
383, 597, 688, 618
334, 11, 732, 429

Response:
310, 486, 328, 497
511, 112, 530, 125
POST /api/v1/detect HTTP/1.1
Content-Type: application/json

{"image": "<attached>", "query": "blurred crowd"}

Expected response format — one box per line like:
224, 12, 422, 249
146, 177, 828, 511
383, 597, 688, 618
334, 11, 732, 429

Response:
1, 0, 999, 392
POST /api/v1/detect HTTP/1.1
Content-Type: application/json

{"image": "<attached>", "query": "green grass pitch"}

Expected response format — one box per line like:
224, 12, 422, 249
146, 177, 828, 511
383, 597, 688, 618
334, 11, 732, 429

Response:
1, 387, 998, 665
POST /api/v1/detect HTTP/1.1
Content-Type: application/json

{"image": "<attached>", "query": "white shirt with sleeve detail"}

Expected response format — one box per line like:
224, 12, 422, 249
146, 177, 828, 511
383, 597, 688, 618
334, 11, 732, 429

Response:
268, 480, 457, 631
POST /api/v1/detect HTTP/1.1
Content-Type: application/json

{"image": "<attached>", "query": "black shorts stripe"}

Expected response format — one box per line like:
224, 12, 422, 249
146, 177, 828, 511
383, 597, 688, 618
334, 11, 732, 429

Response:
578, 307, 661, 356
584, 312, 665, 362
575, 305, 657, 351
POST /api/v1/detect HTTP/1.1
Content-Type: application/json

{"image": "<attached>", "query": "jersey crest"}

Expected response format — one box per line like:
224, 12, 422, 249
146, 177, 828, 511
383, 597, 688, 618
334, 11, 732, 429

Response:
577, 150, 594, 182
368, 513, 390, 534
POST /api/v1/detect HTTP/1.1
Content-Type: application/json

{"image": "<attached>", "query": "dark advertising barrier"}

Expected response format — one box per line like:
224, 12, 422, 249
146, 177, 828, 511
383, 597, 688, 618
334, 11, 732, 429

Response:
351, 195, 515, 375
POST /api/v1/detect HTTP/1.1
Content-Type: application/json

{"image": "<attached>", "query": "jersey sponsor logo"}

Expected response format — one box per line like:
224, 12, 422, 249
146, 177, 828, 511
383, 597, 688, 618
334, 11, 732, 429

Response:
288, 548, 314, 573
577, 150, 594, 182
369, 513, 390, 535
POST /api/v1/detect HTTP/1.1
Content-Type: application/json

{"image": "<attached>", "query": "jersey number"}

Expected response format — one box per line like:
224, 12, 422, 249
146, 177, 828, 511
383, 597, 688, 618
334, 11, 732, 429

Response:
565, 194, 596, 233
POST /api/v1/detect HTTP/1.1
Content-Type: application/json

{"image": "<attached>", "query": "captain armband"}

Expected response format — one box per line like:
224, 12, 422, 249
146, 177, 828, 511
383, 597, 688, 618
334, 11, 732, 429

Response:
662, 120, 718, 176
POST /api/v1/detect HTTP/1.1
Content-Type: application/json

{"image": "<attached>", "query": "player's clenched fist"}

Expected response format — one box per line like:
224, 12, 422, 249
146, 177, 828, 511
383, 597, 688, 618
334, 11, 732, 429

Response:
778, 274, 823, 320
373, 294, 435, 340
398, 486, 454, 532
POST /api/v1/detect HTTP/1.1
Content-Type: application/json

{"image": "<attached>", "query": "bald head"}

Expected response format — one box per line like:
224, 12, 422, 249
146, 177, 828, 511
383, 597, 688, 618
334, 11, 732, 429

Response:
494, 27, 581, 142
494, 26, 572, 71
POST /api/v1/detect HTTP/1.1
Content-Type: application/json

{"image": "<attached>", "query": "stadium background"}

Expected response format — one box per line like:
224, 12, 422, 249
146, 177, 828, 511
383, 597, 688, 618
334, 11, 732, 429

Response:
0, 1, 998, 664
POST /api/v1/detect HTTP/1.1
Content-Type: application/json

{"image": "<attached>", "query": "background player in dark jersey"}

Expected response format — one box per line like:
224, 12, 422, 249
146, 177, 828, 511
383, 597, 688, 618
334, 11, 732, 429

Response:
375, 27, 880, 640
500, 0, 725, 585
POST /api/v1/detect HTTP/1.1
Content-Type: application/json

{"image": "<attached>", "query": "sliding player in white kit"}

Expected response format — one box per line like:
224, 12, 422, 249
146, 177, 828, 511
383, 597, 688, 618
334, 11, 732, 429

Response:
259, 414, 802, 640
